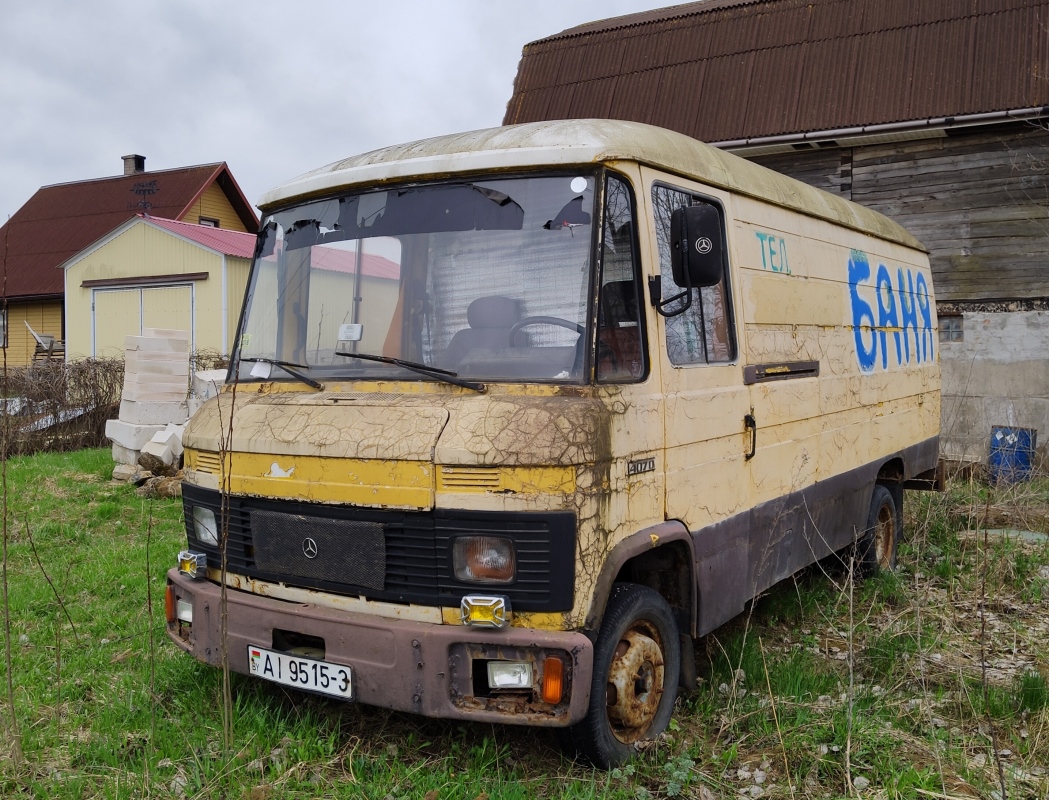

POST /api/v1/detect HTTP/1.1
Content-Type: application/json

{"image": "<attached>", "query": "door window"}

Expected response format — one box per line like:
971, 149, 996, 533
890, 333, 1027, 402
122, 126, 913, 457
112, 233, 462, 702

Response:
651, 184, 735, 365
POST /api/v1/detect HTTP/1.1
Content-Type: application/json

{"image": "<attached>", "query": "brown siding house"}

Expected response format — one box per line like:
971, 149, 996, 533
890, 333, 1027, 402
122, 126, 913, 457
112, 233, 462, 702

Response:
506, 0, 1049, 467
0, 156, 258, 366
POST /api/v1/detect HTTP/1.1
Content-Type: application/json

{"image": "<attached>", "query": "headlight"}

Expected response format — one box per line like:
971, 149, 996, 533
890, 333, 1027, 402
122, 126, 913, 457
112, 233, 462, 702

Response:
192, 506, 219, 546
452, 536, 515, 583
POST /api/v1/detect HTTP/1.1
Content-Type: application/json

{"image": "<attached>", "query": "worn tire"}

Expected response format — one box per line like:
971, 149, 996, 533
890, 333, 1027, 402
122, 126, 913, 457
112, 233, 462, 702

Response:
857, 484, 899, 576
563, 583, 680, 768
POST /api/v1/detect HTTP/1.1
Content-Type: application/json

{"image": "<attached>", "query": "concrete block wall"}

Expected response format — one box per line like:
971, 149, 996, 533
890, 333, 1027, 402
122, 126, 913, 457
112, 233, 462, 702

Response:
940, 310, 1049, 468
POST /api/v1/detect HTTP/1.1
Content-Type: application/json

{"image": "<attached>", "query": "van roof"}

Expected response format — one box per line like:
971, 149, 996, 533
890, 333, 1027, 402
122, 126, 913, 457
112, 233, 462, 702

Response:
260, 119, 923, 251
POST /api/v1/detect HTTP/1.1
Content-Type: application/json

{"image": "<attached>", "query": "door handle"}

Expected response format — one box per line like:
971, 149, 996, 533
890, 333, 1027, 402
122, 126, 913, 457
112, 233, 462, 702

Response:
744, 413, 757, 460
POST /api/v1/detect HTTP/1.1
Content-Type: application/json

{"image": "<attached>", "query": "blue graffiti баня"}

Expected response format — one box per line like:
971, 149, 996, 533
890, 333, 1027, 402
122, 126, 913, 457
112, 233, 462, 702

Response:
848, 250, 934, 373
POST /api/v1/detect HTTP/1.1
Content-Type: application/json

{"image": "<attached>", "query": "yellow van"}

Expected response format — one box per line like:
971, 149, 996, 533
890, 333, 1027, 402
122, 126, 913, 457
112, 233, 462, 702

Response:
166, 120, 940, 767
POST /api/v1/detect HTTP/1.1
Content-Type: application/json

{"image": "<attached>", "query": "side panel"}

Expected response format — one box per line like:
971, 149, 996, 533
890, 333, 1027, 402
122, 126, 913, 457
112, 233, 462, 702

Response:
693, 437, 938, 636
734, 195, 940, 497
639, 167, 939, 634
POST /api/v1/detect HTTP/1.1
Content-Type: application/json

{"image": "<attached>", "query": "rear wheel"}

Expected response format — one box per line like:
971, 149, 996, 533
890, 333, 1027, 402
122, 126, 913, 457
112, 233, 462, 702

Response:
857, 484, 899, 576
564, 583, 680, 768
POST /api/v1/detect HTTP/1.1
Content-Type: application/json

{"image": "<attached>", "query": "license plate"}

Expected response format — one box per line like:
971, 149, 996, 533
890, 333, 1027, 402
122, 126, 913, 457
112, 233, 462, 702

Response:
247, 645, 353, 700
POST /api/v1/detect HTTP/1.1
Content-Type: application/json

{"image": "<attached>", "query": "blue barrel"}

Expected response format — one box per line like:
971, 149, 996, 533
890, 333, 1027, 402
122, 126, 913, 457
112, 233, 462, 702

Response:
989, 426, 1037, 484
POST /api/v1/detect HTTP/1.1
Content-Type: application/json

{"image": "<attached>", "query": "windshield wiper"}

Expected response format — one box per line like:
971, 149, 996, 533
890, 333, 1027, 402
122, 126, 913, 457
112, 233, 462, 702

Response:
238, 357, 324, 391
334, 351, 486, 392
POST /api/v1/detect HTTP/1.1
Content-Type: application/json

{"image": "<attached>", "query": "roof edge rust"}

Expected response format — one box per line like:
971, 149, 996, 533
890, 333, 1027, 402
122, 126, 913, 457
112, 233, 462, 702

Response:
259, 120, 923, 252
539, 0, 760, 41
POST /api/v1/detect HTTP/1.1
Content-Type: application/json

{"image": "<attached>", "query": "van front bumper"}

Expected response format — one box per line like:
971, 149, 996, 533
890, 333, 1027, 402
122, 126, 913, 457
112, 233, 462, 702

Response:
166, 569, 593, 726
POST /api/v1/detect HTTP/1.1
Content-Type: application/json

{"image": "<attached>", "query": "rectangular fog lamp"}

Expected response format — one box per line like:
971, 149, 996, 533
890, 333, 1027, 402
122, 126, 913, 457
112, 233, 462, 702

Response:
178, 550, 208, 579
459, 595, 511, 629
487, 661, 532, 690
176, 599, 193, 623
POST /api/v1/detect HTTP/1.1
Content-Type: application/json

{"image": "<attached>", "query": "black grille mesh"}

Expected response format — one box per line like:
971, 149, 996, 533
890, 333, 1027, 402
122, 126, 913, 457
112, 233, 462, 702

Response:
181, 483, 574, 611
252, 511, 386, 590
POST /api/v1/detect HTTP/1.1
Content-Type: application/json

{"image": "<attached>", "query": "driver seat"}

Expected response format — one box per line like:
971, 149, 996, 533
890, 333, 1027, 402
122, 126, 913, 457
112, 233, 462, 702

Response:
441, 296, 521, 371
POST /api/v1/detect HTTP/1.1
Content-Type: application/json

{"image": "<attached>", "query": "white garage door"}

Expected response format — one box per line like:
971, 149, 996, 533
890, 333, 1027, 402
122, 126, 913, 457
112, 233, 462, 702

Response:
93, 285, 193, 357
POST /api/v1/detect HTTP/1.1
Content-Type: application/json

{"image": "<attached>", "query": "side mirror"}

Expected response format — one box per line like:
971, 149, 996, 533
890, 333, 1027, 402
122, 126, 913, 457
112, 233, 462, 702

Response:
670, 204, 724, 288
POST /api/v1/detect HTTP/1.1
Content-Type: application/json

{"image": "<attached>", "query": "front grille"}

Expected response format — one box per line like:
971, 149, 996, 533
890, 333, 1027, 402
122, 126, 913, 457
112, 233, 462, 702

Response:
182, 483, 574, 612
253, 511, 386, 590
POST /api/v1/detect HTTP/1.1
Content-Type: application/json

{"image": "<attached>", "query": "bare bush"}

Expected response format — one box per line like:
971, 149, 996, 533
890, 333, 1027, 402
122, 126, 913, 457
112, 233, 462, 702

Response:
2, 358, 124, 456
190, 348, 228, 373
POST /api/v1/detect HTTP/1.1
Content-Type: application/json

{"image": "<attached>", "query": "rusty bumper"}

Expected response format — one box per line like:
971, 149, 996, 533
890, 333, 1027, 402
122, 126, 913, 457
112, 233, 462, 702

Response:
166, 569, 593, 726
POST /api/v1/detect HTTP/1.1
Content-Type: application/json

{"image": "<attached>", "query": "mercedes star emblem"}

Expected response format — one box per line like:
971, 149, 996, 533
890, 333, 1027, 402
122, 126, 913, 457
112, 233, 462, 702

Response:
302, 537, 319, 559
694, 236, 713, 254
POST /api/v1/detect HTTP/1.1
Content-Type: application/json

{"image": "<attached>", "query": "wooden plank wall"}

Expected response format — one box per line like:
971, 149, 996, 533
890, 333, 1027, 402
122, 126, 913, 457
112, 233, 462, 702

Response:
748, 124, 1049, 303
181, 184, 253, 232
3, 301, 64, 367
744, 148, 845, 197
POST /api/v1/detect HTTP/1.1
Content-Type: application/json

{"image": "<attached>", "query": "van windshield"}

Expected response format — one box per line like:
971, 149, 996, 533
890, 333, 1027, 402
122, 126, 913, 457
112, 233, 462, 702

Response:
233, 175, 597, 385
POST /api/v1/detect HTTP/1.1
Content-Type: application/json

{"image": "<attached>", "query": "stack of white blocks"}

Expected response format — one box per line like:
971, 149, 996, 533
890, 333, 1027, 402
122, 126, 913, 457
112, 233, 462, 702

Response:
106, 328, 190, 467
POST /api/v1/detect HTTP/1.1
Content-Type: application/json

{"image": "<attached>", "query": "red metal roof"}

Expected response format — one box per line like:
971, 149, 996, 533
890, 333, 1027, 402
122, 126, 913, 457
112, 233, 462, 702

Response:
310, 246, 401, 281
0, 163, 258, 300
145, 216, 257, 259
504, 0, 1049, 142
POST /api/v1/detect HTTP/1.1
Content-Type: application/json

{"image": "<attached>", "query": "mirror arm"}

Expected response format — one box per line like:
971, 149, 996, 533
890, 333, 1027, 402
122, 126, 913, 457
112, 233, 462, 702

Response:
649, 268, 694, 318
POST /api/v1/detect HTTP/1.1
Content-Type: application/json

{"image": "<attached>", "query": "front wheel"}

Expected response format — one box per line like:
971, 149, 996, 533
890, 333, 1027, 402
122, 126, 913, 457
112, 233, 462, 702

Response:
564, 583, 681, 768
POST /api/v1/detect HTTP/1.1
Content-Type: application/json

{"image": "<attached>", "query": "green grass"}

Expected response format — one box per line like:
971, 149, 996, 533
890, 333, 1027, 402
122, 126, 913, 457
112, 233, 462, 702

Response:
0, 450, 1047, 798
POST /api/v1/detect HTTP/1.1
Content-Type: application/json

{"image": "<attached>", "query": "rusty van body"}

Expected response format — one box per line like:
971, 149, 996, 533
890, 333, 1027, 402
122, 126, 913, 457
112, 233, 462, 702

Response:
165, 120, 940, 766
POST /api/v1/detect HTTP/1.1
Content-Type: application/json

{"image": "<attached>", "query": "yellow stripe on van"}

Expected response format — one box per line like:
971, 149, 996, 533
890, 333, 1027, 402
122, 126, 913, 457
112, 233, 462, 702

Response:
185, 448, 433, 509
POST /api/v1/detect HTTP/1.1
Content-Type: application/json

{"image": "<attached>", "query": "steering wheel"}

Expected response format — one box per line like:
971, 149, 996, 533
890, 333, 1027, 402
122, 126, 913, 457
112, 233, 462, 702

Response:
508, 316, 584, 346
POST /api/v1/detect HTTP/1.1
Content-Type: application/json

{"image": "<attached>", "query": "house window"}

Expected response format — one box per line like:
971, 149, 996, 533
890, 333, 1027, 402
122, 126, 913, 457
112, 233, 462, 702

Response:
198, 217, 219, 228
0, 307, 6, 348
939, 314, 963, 343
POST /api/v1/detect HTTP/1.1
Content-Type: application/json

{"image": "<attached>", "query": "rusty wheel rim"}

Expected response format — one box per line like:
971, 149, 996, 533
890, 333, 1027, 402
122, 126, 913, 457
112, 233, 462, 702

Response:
605, 621, 666, 743
874, 501, 894, 569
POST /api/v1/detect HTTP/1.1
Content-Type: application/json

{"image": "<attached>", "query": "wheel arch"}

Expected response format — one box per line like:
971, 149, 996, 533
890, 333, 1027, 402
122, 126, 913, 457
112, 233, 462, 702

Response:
876, 456, 905, 485
583, 521, 695, 637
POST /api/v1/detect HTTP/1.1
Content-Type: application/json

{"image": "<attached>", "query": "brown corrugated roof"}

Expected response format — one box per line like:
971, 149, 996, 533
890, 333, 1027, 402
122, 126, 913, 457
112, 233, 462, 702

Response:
504, 0, 1049, 141
0, 163, 258, 300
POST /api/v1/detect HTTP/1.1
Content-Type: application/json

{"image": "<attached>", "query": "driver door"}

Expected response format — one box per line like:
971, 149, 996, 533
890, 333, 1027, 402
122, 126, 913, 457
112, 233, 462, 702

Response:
643, 168, 754, 631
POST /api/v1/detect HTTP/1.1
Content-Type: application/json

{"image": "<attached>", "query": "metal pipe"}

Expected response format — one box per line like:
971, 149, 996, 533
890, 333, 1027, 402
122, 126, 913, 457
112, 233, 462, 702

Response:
713, 106, 1049, 150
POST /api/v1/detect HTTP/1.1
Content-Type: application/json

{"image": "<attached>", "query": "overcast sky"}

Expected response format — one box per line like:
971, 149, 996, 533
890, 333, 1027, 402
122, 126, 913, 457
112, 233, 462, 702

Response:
2, 0, 687, 221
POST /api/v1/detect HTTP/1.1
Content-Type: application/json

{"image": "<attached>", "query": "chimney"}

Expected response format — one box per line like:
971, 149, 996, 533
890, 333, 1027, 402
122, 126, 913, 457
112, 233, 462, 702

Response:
122, 154, 146, 175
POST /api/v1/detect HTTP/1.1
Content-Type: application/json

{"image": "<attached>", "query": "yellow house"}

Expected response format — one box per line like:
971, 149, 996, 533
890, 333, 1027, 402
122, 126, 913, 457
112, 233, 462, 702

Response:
0, 156, 257, 365
62, 216, 255, 359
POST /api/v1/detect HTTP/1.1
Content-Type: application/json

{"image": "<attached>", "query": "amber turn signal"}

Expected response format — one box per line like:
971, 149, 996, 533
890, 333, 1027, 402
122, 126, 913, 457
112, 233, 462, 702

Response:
165, 586, 176, 624
541, 656, 564, 704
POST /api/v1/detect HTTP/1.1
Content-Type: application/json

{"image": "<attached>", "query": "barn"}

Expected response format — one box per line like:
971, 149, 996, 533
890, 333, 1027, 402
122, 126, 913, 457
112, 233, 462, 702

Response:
505, 0, 1049, 467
